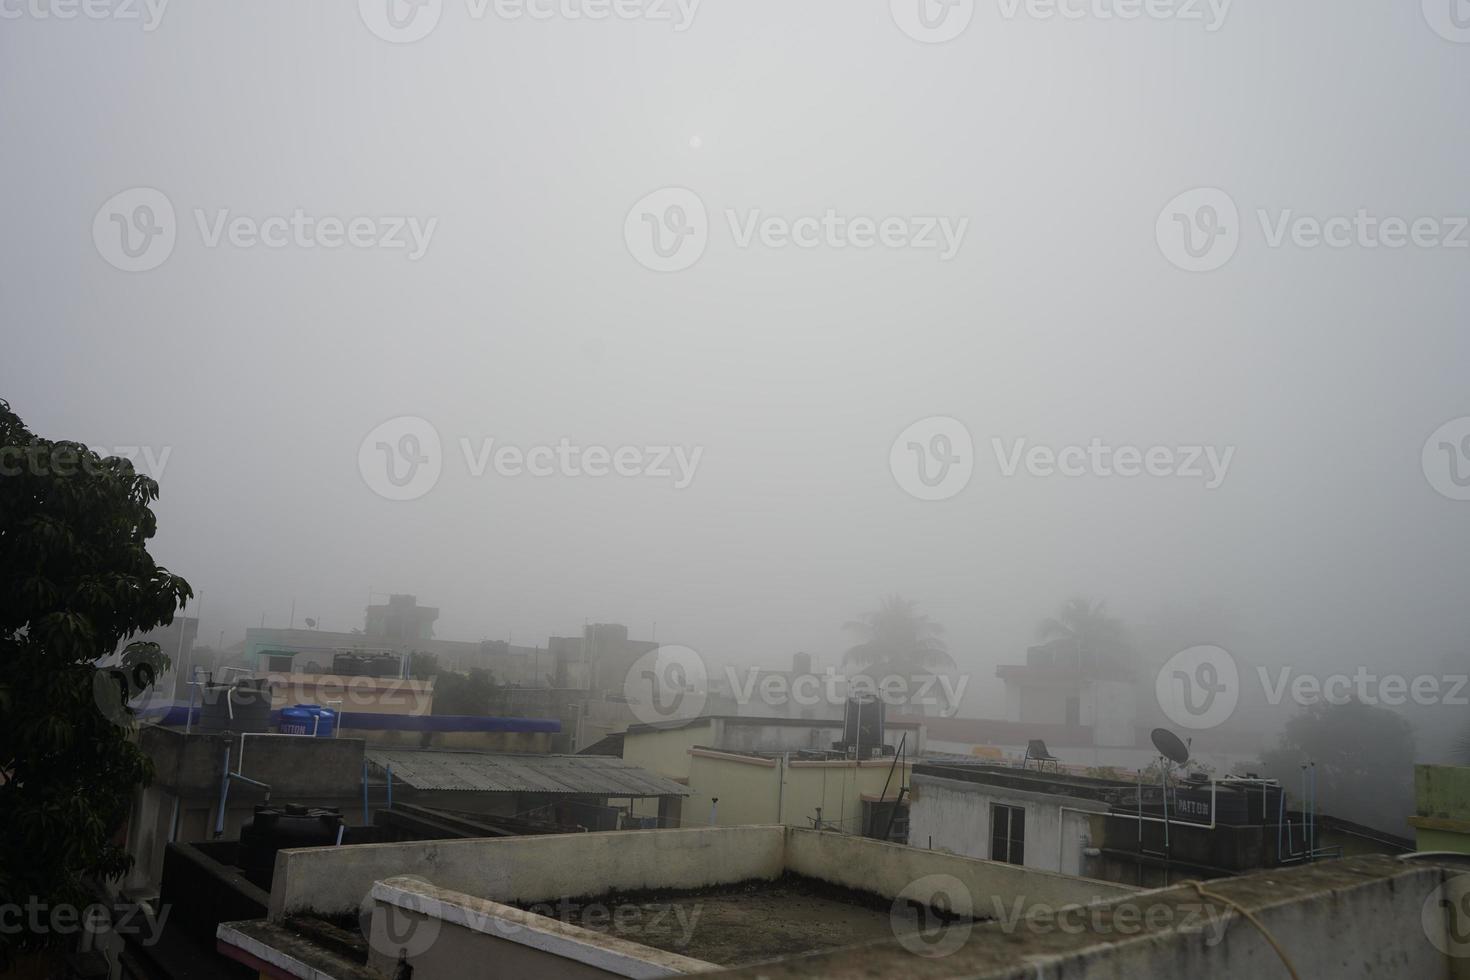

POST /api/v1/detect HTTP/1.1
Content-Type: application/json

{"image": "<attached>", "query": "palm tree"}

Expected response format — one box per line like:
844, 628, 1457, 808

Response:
843, 595, 952, 676
1035, 597, 1130, 672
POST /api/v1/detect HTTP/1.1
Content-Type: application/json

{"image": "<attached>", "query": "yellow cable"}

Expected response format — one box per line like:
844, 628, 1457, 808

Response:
1181, 879, 1302, 980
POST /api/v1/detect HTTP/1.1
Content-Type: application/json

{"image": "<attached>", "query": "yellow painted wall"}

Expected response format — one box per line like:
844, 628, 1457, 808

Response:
683, 752, 781, 827
668, 753, 910, 831
621, 722, 712, 781
623, 722, 713, 822
781, 760, 909, 833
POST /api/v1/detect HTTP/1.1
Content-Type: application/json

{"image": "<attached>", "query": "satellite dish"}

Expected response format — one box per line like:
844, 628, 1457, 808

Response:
1151, 727, 1191, 767
305, 618, 317, 629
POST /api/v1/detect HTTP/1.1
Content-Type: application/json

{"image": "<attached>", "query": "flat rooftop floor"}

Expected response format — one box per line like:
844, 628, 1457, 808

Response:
536, 873, 964, 967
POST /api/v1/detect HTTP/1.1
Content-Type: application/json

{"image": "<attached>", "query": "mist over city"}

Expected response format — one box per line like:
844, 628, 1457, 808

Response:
5, 3, 1470, 978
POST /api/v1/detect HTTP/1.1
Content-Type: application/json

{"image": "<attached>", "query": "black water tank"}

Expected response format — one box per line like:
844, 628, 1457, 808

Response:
237, 804, 343, 889
367, 655, 401, 678
331, 653, 362, 676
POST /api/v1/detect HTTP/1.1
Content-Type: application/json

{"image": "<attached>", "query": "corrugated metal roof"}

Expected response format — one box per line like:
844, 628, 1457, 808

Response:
364, 749, 690, 797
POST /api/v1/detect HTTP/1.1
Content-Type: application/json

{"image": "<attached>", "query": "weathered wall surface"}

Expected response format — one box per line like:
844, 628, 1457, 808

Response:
269, 826, 788, 920
142, 726, 365, 798
365, 878, 714, 979
783, 828, 1135, 912
712, 856, 1460, 980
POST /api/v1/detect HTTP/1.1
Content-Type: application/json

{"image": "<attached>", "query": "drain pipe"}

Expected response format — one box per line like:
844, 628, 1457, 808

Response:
213, 741, 274, 838
1311, 764, 1323, 863
1299, 765, 1307, 860
214, 744, 231, 837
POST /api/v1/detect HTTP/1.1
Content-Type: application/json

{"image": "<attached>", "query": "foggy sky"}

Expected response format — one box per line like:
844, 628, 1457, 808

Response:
4, 2, 1469, 743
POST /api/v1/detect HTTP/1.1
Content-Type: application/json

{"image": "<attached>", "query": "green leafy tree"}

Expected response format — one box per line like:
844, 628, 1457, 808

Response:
0, 401, 191, 962
408, 650, 439, 681
1258, 699, 1414, 836
1036, 597, 1131, 671
431, 667, 499, 716
842, 595, 952, 675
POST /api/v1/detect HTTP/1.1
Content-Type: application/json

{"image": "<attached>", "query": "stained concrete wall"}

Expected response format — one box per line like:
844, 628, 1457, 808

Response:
364, 878, 715, 979
268, 826, 788, 920
141, 726, 365, 799
712, 855, 1462, 980
783, 829, 1135, 910
269, 825, 1133, 928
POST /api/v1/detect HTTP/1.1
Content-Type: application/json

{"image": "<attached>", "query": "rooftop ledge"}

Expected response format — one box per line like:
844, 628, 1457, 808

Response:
714, 854, 1466, 979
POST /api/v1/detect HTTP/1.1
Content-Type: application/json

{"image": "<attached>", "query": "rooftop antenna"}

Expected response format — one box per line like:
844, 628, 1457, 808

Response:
1149, 728, 1192, 868
1151, 727, 1191, 768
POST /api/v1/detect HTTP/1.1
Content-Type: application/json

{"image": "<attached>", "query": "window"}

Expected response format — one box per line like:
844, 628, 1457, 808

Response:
990, 803, 1025, 865
267, 654, 294, 673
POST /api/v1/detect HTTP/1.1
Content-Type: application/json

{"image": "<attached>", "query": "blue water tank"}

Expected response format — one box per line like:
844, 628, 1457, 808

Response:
279, 704, 336, 737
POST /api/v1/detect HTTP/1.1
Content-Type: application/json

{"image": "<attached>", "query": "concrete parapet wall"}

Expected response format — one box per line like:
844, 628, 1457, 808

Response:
713, 855, 1463, 980
268, 824, 1133, 927
269, 826, 787, 921
366, 877, 717, 979
782, 828, 1136, 909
